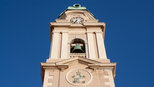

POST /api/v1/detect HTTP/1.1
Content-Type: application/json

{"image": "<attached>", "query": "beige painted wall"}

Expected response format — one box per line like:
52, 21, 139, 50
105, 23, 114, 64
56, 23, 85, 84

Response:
42, 60, 115, 87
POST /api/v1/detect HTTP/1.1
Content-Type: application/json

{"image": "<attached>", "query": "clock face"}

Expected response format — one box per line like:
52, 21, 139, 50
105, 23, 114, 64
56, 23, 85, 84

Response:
70, 17, 84, 24
66, 69, 92, 86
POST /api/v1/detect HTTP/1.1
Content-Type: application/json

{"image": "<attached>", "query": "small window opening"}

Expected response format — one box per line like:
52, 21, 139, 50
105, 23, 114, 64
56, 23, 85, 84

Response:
70, 39, 85, 53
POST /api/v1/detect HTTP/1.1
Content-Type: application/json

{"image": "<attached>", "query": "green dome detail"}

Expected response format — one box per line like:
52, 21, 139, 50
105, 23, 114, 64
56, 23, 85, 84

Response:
67, 4, 87, 10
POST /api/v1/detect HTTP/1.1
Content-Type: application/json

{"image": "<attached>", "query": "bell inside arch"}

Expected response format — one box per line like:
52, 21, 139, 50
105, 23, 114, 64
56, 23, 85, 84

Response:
72, 44, 84, 53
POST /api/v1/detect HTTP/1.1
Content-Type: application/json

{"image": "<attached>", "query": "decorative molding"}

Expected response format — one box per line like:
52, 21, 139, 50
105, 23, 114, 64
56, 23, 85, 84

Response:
66, 69, 93, 86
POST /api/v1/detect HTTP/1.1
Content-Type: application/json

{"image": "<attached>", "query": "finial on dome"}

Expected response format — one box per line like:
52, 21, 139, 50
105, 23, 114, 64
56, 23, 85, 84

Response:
67, 4, 87, 10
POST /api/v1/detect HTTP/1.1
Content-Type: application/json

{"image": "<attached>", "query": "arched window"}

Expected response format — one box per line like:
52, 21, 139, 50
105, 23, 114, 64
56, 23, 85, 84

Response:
70, 38, 85, 53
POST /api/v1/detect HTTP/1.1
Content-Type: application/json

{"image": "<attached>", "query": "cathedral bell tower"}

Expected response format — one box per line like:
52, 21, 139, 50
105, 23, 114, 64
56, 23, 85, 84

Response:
41, 4, 116, 87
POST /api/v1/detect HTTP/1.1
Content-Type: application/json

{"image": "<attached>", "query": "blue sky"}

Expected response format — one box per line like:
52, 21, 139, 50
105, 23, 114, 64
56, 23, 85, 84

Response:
0, 0, 154, 87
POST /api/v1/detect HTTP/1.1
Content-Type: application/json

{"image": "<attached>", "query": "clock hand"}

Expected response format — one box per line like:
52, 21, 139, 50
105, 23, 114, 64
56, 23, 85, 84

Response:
77, 19, 81, 23
75, 20, 78, 23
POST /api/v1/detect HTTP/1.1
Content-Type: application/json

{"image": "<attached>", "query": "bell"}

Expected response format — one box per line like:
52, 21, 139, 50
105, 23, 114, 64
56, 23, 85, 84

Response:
72, 44, 84, 53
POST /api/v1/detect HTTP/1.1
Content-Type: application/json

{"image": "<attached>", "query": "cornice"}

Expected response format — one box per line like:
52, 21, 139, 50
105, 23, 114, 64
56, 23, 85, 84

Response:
49, 22, 105, 28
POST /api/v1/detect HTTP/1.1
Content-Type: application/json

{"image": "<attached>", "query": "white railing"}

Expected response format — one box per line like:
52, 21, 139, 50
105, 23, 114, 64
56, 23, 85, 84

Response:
70, 53, 86, 58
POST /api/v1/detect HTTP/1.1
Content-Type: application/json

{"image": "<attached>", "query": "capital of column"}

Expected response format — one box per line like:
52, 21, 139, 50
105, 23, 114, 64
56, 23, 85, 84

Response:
86, 31, 93, 33
95, 32, 103, 34
86, 31, 103, 34
61, 31, 68, 33
52, 31, 60, 33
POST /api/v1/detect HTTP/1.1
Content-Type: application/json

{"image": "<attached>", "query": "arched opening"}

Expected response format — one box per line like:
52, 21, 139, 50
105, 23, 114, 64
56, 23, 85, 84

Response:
70, 38, 85, 53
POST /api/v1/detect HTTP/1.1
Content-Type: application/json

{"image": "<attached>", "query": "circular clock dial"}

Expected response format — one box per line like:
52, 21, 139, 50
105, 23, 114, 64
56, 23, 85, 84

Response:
70, 17, 84, 24
66, 69, 92, 86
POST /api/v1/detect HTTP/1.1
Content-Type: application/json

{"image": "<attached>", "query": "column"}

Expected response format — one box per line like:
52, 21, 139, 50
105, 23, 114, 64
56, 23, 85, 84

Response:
96, 32, 107, 59
49, 32, 60, 59
87, 32, 96, 59
61, 32, 68, 59
85, 43, 89, 58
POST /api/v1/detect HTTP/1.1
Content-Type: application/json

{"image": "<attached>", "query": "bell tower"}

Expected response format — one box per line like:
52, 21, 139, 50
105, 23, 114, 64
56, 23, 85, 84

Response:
41, 4, 116, 87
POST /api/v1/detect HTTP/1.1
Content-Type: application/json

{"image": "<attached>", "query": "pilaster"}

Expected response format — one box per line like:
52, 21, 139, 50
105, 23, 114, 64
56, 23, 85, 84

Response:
96, 32, 107, 59
49, 32, 61, 59
87, 32, 97, 59
61, 32, 68, 59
